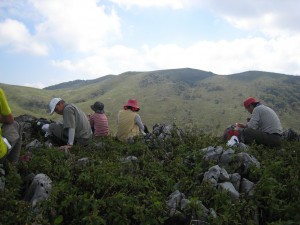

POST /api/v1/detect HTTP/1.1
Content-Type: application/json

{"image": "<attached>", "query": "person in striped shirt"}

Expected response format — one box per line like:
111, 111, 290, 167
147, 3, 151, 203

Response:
89, 101, 109, 137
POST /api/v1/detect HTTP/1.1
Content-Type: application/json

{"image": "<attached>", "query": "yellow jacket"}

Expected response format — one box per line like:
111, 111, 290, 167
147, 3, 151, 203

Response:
0, 88, 11, 158
116, 110, 140, 142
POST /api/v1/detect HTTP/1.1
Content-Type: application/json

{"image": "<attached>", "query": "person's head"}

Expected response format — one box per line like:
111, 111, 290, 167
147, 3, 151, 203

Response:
243, 97, 260, 113
123, 99, 140, 112
90, 101, 104, 113
49, 98, 65, 115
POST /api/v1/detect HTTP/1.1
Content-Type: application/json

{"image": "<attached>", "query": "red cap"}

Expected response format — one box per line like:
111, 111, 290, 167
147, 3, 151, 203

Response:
243, 97, 259, 108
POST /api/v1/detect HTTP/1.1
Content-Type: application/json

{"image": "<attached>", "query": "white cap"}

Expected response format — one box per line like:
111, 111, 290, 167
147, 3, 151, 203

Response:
49, 98, 62, 114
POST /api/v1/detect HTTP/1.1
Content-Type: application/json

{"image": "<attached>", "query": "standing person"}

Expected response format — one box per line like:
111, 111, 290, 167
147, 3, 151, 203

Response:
89, 101, 109, 137
47, 98, 92, 150
236, 97, 283, 147
0, 88, 22, 163
116, 99, 147, 142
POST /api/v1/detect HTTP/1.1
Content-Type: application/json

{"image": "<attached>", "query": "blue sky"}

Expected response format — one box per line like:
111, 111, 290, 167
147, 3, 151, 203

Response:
1, 0, 300, 88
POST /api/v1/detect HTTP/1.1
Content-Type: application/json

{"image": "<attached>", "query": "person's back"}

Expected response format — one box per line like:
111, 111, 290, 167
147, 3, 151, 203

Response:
116, 99, 145, 142
89, 101, 109, 137
63, 103, 92, 140
116, 109, 140, 141
90, 113, 109, 136
248, 104, 282, 134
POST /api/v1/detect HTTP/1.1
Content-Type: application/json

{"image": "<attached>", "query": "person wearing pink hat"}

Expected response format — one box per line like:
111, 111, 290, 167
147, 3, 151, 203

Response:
116, 99, 147, 142
235, 97, 283, 147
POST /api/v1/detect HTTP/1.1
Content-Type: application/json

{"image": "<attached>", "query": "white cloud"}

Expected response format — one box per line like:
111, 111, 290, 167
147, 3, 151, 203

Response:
108, 0, 192, 9
51, 60, 76, 71
31, 0, 121, 53
0, 19, 48, 55
23, 81, 46, 89
51, 35, 300, 79
0, 0, 121, 54
142, 36, 300, 75
51, 45, 142, 77
200, 0, 300, 37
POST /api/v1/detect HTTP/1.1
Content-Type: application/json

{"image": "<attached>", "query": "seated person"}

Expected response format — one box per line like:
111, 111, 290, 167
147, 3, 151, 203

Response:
89, 101, 109, 137
236, 97, 283, 147
47, 98, 92, 150
116, 99, 147, 142
0, 88, 22, 163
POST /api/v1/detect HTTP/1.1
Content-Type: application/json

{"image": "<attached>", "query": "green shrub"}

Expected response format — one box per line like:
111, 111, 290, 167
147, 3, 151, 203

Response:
1, 134, 299, 224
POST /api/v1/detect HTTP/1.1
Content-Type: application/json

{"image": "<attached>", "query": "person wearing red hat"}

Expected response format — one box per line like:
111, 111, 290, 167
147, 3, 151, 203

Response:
235, 97, 283, 147
116, 99, 147, 142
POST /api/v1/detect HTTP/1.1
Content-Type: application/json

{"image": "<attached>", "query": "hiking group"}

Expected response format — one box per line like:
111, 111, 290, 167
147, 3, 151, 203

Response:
1, 87, 284, 164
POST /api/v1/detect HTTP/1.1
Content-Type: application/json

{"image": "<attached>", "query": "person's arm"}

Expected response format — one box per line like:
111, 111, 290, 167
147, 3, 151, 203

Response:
236, 116, 252, 129
0, 114, 14, 124
67, 128, 75, 145
89, 116, 95, 134
134, 114, 146, 135
59, 128, 75, 150
59, 105, 76, 150
0, 89, 14, 124
246, 110, 259, 129
89, 114, 94, 126
235, 122, 247, 128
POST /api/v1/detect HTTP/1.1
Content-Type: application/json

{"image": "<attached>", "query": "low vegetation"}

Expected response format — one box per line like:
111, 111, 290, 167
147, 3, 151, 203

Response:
1, 129, 299, 225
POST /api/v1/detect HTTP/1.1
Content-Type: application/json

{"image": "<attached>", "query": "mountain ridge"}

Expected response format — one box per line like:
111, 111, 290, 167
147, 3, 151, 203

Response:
1, 68, 300, 134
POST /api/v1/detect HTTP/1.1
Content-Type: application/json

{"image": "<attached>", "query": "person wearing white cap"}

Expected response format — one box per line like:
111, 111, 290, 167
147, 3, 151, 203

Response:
48, 97, 92, 150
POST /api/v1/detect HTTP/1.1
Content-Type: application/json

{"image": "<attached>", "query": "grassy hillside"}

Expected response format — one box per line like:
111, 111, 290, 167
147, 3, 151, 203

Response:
1, 68, 300, 135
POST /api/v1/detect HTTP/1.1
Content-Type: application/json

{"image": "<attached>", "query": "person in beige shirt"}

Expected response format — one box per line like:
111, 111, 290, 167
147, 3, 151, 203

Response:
116, 99, 146, 142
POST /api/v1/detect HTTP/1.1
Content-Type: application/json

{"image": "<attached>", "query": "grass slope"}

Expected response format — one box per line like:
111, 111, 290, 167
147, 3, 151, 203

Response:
1, 68, 300, 135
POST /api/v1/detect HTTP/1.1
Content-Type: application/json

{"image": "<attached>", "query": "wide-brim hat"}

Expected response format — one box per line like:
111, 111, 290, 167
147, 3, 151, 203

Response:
49, 97, 62, 115
243, 97, 260, 108
124, 99, 139, 110
90, 101, 104, 113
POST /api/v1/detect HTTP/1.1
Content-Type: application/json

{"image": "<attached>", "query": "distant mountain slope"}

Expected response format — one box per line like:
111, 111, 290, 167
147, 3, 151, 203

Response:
228, 70, 291, 81
139, 68, 216, 85
44, 75, 115, 90
44, 68, 214, 90
1, 68, 300, 135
